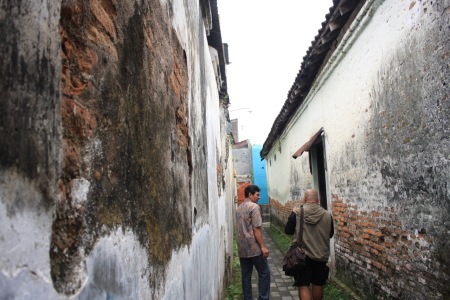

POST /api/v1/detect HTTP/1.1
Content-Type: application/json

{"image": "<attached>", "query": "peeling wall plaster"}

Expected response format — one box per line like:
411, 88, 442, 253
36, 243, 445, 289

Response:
0, 0, 234, 299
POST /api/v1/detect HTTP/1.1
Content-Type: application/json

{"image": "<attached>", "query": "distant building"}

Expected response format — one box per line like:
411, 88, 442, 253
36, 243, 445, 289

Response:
233, 140, 253, 206
232, 141, 269, 221
230, 118, 239, 142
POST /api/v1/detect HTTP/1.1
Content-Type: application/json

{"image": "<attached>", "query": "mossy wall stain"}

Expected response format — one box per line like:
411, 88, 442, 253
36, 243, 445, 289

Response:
52, 0, 195, 296
0, 0, 61, 210
331, 2, 450, 299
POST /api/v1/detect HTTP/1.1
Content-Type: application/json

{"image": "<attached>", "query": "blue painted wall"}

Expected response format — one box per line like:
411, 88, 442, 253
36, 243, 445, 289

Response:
252, 145, 268, 204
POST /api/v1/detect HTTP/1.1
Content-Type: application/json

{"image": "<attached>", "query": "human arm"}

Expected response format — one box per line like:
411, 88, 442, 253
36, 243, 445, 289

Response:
253, 227, 269, 258
284, 211, 296, 235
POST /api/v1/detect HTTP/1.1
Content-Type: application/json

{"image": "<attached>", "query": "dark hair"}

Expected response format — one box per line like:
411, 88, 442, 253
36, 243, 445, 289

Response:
244, 185, 261, 198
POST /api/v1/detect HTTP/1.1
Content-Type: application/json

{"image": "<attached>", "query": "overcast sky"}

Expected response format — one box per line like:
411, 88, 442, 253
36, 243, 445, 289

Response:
219, 1, 334, 145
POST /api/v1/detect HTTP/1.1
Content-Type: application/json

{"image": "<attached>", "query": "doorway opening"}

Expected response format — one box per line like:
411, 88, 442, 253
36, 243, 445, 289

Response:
292, 128, 328, 210
310, 136, 328, 209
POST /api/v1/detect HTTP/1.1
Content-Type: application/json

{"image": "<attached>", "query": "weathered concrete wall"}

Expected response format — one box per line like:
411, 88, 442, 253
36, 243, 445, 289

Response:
233, 146, 252, 206
0, 0, 63, 298
0, 0, 234, 299
265, 0, 449, 299
233, 147, 252, 180
266, 134, 313, 229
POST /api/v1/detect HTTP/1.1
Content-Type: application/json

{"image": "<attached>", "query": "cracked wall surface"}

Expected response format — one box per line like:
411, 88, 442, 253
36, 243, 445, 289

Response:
0, 0, 234, 299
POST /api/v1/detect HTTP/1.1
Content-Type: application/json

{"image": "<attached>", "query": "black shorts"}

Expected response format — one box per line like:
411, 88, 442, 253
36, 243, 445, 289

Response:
293, 256, 329, 287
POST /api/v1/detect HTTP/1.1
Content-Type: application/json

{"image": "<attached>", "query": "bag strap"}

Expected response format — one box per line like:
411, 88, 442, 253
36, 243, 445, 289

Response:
298, 205, 304, 247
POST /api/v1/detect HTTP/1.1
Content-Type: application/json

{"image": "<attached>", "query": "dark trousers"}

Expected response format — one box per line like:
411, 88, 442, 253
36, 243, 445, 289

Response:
240, 255, 270, 300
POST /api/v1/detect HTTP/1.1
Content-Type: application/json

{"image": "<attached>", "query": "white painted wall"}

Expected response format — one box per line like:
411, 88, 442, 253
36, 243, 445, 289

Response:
0, 0, 234, 299
265, 0, 450, 296
0, 171, 64, 300
267, 0, 444, 210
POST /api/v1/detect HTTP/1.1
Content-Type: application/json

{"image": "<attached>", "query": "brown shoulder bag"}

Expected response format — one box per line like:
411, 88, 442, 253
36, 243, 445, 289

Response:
282, 205, 307, 276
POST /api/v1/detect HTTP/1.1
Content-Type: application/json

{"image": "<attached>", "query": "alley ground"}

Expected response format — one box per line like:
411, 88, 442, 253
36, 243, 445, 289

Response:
250, 223, 299, 299
250, 224, 361, 300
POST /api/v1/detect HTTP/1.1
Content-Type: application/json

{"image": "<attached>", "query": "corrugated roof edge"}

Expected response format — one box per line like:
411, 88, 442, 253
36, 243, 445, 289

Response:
260, 0, 365, 159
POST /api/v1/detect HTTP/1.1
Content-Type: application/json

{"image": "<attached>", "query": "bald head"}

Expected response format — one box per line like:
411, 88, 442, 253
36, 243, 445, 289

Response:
304, 189, 319, 204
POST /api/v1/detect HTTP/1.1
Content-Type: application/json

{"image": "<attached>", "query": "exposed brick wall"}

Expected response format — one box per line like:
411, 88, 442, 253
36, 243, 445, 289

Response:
269, 197, 303, 229
331, 194, 439, 299
51, 0, 196, 294
237, 182, 250, 206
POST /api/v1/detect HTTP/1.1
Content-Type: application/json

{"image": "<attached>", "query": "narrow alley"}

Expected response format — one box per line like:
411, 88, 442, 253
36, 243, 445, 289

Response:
1, 0, 449, 299
252, 224, 297, 299
247, 224, 360, 300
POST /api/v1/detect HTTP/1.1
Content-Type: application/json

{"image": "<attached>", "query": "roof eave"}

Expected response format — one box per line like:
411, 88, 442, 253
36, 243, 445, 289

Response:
260, 0, 366, 159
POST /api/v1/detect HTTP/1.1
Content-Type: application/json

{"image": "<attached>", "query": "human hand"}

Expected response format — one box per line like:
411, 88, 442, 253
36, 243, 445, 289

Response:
261, 246, 269, 258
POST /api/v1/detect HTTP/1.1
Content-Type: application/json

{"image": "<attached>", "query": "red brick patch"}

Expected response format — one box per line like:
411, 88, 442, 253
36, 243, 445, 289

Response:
330, 194, 437, 297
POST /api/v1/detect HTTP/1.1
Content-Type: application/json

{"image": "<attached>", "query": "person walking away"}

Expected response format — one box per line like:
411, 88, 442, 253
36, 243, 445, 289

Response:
285, 189, 334, 300
236, 184, 270, 300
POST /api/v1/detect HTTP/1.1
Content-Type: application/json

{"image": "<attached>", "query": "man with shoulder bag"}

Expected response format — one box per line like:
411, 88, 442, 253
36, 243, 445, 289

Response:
285, 189, 334, 300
